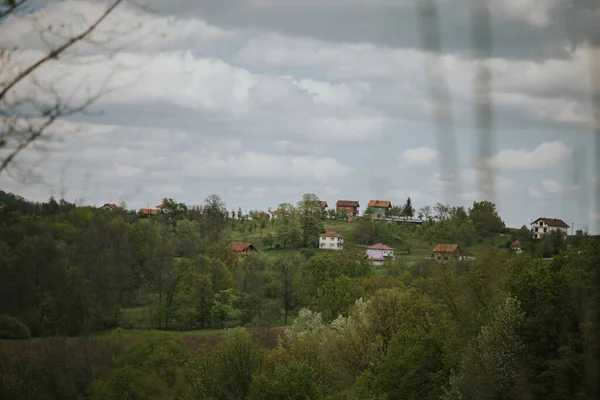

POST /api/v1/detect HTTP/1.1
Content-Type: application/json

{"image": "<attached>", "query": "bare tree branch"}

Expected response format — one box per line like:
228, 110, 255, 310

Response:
0, 0, 29, 20
0, 0, 131, 175
0, 0, 123, 103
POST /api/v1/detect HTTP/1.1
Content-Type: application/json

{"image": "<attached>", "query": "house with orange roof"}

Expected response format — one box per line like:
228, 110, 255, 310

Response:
366, 243, 395, 266
336, 200, 360, 217
228, 242, 258, 260
432, 244, 475, 263
100, 203, 119, 210
367, 200, 392, 219
319, 231, 344, 250
139, 208, 161, 217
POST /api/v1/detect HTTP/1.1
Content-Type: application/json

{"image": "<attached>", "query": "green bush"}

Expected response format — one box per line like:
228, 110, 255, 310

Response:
0, 314, 31, 339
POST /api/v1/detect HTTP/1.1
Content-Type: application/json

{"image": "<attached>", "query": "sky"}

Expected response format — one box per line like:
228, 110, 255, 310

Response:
0, 0, 599, 231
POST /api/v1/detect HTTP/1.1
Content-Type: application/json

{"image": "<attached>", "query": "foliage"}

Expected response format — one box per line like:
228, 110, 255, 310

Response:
0, 314, 31, 339
205, 328, 266, 399
248, 361, 324, 400
297, 193, 325, 248
443, 297, 526, 400
1, 193, 599, 399
91, 332, 190, 400
469, 200, 506, 235
273, 203, 303, 248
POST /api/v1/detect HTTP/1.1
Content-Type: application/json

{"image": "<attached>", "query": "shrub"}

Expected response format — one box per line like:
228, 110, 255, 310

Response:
0, 314, 31, 339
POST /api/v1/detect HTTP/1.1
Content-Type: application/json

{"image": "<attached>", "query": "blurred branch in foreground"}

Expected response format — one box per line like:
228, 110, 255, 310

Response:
0, 0, 129, 175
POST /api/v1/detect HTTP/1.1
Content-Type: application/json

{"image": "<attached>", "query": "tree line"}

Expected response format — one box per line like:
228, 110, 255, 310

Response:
1, 241, 599, 399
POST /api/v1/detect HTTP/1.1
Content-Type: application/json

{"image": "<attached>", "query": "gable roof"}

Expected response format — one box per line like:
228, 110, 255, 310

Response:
532, 218, 569, 228
228, 242, 257, 252
101, 203, 119, 210
139, 208, 160, 215
320, 200, 328, 209
368, 200, 391, 208
510, 240, 521, 248
432, 244, 460, 253
368, 243, 394, 250
320, 231, 344, 239
336, 200, 360, 207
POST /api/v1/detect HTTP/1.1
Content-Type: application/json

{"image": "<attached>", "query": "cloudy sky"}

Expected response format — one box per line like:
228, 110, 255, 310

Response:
1, 0, 599, 231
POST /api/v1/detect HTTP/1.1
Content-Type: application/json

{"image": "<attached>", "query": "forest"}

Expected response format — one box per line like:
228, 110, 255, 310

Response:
0, 192, 599, 399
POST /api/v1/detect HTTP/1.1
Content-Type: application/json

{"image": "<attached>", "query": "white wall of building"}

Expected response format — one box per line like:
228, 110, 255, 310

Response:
319, 236, 343, 250
531, 220, 569, 239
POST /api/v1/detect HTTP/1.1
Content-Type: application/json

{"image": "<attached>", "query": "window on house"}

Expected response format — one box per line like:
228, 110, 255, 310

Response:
444, 255, 449, 261
544, 228, 547, 233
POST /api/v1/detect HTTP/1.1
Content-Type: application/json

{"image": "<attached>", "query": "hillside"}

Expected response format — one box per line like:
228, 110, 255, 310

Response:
224, 219, 514, 264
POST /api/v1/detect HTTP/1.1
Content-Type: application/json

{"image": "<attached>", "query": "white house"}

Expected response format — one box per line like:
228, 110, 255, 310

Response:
531, 218, 569, 240
319, 231, 344, 250
365, 243, 395, 266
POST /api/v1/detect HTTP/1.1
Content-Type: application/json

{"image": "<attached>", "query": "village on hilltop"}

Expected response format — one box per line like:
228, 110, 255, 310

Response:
95, 196, 573, 267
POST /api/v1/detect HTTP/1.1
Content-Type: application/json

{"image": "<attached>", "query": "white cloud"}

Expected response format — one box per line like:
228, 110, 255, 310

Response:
397, 147, 439, 169
495, 0, 561, 28
483, 141, 573, 171
386, 188, 436, 205
0, 1, 236, 54
528, 179, 581, 198
180, 151, 353, 184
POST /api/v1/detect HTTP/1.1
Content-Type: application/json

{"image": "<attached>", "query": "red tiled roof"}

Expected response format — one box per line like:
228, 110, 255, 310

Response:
370, 257, 386, 261
102, 203, 119, 209
270, 209, 280, 215
432, 244, 460, 253
510, 240, 521, 248
336, 200, 360, 207
320, 201, 328, 209
368, 243, 394, 250
320, 231, 344, 239
533, 218, 569, 228
368, 200, 391, 208
139, 208, 160, 215
228, 242, 256, 252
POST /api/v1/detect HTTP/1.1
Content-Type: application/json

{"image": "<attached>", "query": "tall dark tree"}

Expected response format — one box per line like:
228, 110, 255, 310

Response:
402, 197, 415, 217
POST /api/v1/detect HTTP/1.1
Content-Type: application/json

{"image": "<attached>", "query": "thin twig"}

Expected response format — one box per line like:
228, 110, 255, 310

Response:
0, 0, 124, 102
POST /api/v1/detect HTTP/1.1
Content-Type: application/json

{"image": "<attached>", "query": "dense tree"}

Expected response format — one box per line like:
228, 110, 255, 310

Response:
443, 297, 526, 400
468, 200, 505, 235
272, 254, 304, 324
297, 193, 325, 248
273, 203, 303, 249
402, 197, 415, 217
160, 197, 189, 221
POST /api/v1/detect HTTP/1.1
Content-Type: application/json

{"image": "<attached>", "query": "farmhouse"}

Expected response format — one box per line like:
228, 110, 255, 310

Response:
139, 208, 161, 217
100, 203, 119, 210
510, 240, 523, 254
228, 242, 258, 260
531, 218, 569, 240
319, 231, 344, 250
432, 244, 476, 263
335, 200, 360, 217
366, 243, 395, 266
368, 200, 392, 219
